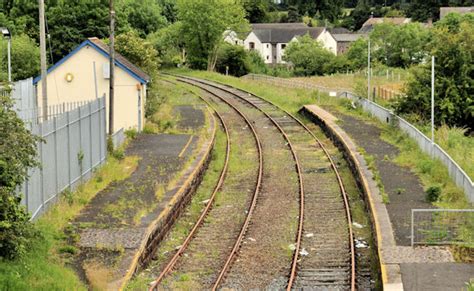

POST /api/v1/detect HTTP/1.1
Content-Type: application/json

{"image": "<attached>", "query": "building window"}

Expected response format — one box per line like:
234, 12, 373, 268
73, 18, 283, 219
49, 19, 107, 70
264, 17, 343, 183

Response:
266, 44, 269, 48
266, 56, 269, 60
281, 44, 286, 49
249, 42, 255, 50
235, 41, 238, 45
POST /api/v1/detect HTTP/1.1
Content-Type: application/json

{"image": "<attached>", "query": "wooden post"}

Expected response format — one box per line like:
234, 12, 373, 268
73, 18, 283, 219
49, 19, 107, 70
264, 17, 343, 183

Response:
39, 0, 48, 120
109, 0, 115, 135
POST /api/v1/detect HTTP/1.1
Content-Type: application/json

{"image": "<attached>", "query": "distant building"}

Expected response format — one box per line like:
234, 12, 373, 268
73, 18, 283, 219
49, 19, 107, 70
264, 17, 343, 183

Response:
34, 37, 150, 133
331, 33, 365, 55
223, 30, 243, 46
440, 7, 474, 19
359, 17, 412, 33
242, 23, 363, 64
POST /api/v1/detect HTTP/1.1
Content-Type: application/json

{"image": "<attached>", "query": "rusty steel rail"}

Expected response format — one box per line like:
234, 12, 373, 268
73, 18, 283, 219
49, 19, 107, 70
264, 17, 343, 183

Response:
148, 79, 232, 290
177, 77, 304, 290
149, 77, 264, 290
178, 75, 356, 291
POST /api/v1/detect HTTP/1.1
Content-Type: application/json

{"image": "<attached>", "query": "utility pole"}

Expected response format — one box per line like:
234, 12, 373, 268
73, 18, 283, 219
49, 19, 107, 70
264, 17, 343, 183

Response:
109, 0, 115, 134
431, 56, 435, 144
39, 0, 48, 120
7, 34, 11, 82
367, 37, 371, 100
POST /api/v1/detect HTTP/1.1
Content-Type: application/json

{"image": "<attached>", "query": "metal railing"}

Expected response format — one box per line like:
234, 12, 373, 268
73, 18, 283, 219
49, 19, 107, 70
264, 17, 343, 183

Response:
411, 209, 474, 246
18, 97, 107, 219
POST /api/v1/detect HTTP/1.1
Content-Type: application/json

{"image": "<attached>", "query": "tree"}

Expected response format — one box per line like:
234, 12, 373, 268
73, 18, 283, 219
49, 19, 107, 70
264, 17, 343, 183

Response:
287, 6, 301, 23
395, 15, 474, 131
115, 31, 160, 78
284, 34, 335, 76
216, 43, 249, 77
0, 34, 40, 82
287, 0, 344, 22
176, 0, 248, 70
405, 0, 474, 22
116, 0, 167, 37
242, 0, 269, 23
345, 37, 367, 69
46, 1, 109, 62
158, 0, 178, 23
0, 93, 40, 259
148, 22, 185, 67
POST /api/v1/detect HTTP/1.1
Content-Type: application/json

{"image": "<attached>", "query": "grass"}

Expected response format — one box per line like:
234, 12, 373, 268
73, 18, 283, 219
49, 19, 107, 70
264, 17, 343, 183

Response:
0, 154, 139, 290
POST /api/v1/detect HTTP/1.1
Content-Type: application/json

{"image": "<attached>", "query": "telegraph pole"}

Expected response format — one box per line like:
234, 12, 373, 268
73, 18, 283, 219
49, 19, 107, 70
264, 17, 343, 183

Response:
367, 37, 371, 100
39, 0, 48, 120
109, 0, 115, 135
431, 56, 435, 143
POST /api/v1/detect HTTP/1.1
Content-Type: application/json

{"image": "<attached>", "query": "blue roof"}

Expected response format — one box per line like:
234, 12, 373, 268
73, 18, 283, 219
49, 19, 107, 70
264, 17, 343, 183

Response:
33, 38, 150, 85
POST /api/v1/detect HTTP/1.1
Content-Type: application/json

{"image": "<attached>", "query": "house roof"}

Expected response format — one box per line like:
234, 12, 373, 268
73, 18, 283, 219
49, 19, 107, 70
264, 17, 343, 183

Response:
362, 17, 411, 27
33, 37, 150, 85
440, 7, 474, 18
332, 33, 365, 42
250, 23, 325, 44
327, 27, 351, 34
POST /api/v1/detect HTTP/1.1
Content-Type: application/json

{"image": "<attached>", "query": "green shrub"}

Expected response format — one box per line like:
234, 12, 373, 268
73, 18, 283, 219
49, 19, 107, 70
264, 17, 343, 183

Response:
426, 185, 442, 202
0, 188, 36, 260
112, 149, 125, 161
125, 129, 138, 140
215, 43, 250, 77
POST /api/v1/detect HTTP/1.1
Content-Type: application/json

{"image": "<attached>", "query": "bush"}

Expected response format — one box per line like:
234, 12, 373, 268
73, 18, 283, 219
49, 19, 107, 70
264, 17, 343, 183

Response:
245, 50, 267, 74
284, 34, 334, 76
125, 129, 138, 140
426, 185, 442, 202
215, 43, 249, 77
0, 187, 35, 260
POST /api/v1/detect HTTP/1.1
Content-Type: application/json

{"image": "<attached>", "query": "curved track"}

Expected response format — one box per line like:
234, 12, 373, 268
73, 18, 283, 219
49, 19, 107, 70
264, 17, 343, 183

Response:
149, 79, 264, 290
176, 75, 356, 291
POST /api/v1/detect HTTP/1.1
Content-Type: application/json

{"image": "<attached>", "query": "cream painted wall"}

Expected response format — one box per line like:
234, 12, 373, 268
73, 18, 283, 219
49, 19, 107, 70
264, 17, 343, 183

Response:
36, 44, 146, 133
316, 30, 337, 55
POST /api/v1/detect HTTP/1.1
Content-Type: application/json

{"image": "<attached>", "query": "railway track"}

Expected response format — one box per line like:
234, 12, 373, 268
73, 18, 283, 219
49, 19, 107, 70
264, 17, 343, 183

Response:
149, 78, 265, 290
175, 76, 356, 291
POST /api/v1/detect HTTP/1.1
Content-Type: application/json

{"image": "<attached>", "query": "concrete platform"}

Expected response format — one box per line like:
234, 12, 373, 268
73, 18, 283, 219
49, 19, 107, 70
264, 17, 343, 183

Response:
71, 106, 217, 290
301, 105, 472, 291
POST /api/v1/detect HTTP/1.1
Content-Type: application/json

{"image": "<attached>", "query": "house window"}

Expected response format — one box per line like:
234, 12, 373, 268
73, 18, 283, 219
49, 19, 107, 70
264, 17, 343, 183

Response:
281, 44, 286, 49
266, 56, 270, 60
235, 41, 238, 45
249, 42, 255, 50
266, 44, 269, 48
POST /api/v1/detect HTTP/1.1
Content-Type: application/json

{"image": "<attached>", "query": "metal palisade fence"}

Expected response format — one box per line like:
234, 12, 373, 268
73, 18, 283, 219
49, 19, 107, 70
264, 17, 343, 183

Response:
242, 74, 474, 203
18, 96, 107, 219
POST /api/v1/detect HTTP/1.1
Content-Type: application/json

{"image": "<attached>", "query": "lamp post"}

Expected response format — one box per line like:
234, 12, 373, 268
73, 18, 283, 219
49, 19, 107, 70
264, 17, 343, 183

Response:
431, 56, 435, 144
0, 27, 11, 83
367, 36, 371, 100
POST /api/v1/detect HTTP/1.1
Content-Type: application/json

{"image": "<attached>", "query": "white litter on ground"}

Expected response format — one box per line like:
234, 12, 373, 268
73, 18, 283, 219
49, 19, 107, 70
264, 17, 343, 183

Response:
299, 248, 309, 256
305, 232, 314, 238
352, 222, 364, 229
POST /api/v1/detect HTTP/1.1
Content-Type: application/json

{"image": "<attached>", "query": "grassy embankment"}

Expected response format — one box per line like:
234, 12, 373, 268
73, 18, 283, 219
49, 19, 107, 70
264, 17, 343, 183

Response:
172, 69, 472, 209
0, 153, 139, 290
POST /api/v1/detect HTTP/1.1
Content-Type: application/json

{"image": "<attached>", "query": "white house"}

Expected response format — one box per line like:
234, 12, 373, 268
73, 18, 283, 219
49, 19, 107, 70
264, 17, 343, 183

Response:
242, 23, 363, 63
223, 30, 243, 46
243, 23, 325, 64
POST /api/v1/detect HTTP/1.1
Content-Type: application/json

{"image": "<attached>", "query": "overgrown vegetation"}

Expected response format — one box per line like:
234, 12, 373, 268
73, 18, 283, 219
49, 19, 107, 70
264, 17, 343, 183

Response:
0, 94, 40, 260
0, 153, 139, 289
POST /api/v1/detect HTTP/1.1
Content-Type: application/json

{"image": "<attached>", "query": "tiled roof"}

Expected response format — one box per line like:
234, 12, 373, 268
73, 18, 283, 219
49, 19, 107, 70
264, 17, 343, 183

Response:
250, 23, 325, 44
332, 33, 365, 42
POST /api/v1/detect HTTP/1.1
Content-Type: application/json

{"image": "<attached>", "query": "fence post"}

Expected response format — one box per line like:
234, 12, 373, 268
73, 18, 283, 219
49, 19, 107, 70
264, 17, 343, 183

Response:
53, 117, 59, 200
411, 209, 415, 247
89, 102, 93, 172
39, 123, 45, 217
67, 110, 72, 190
78, 105, 83, 181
